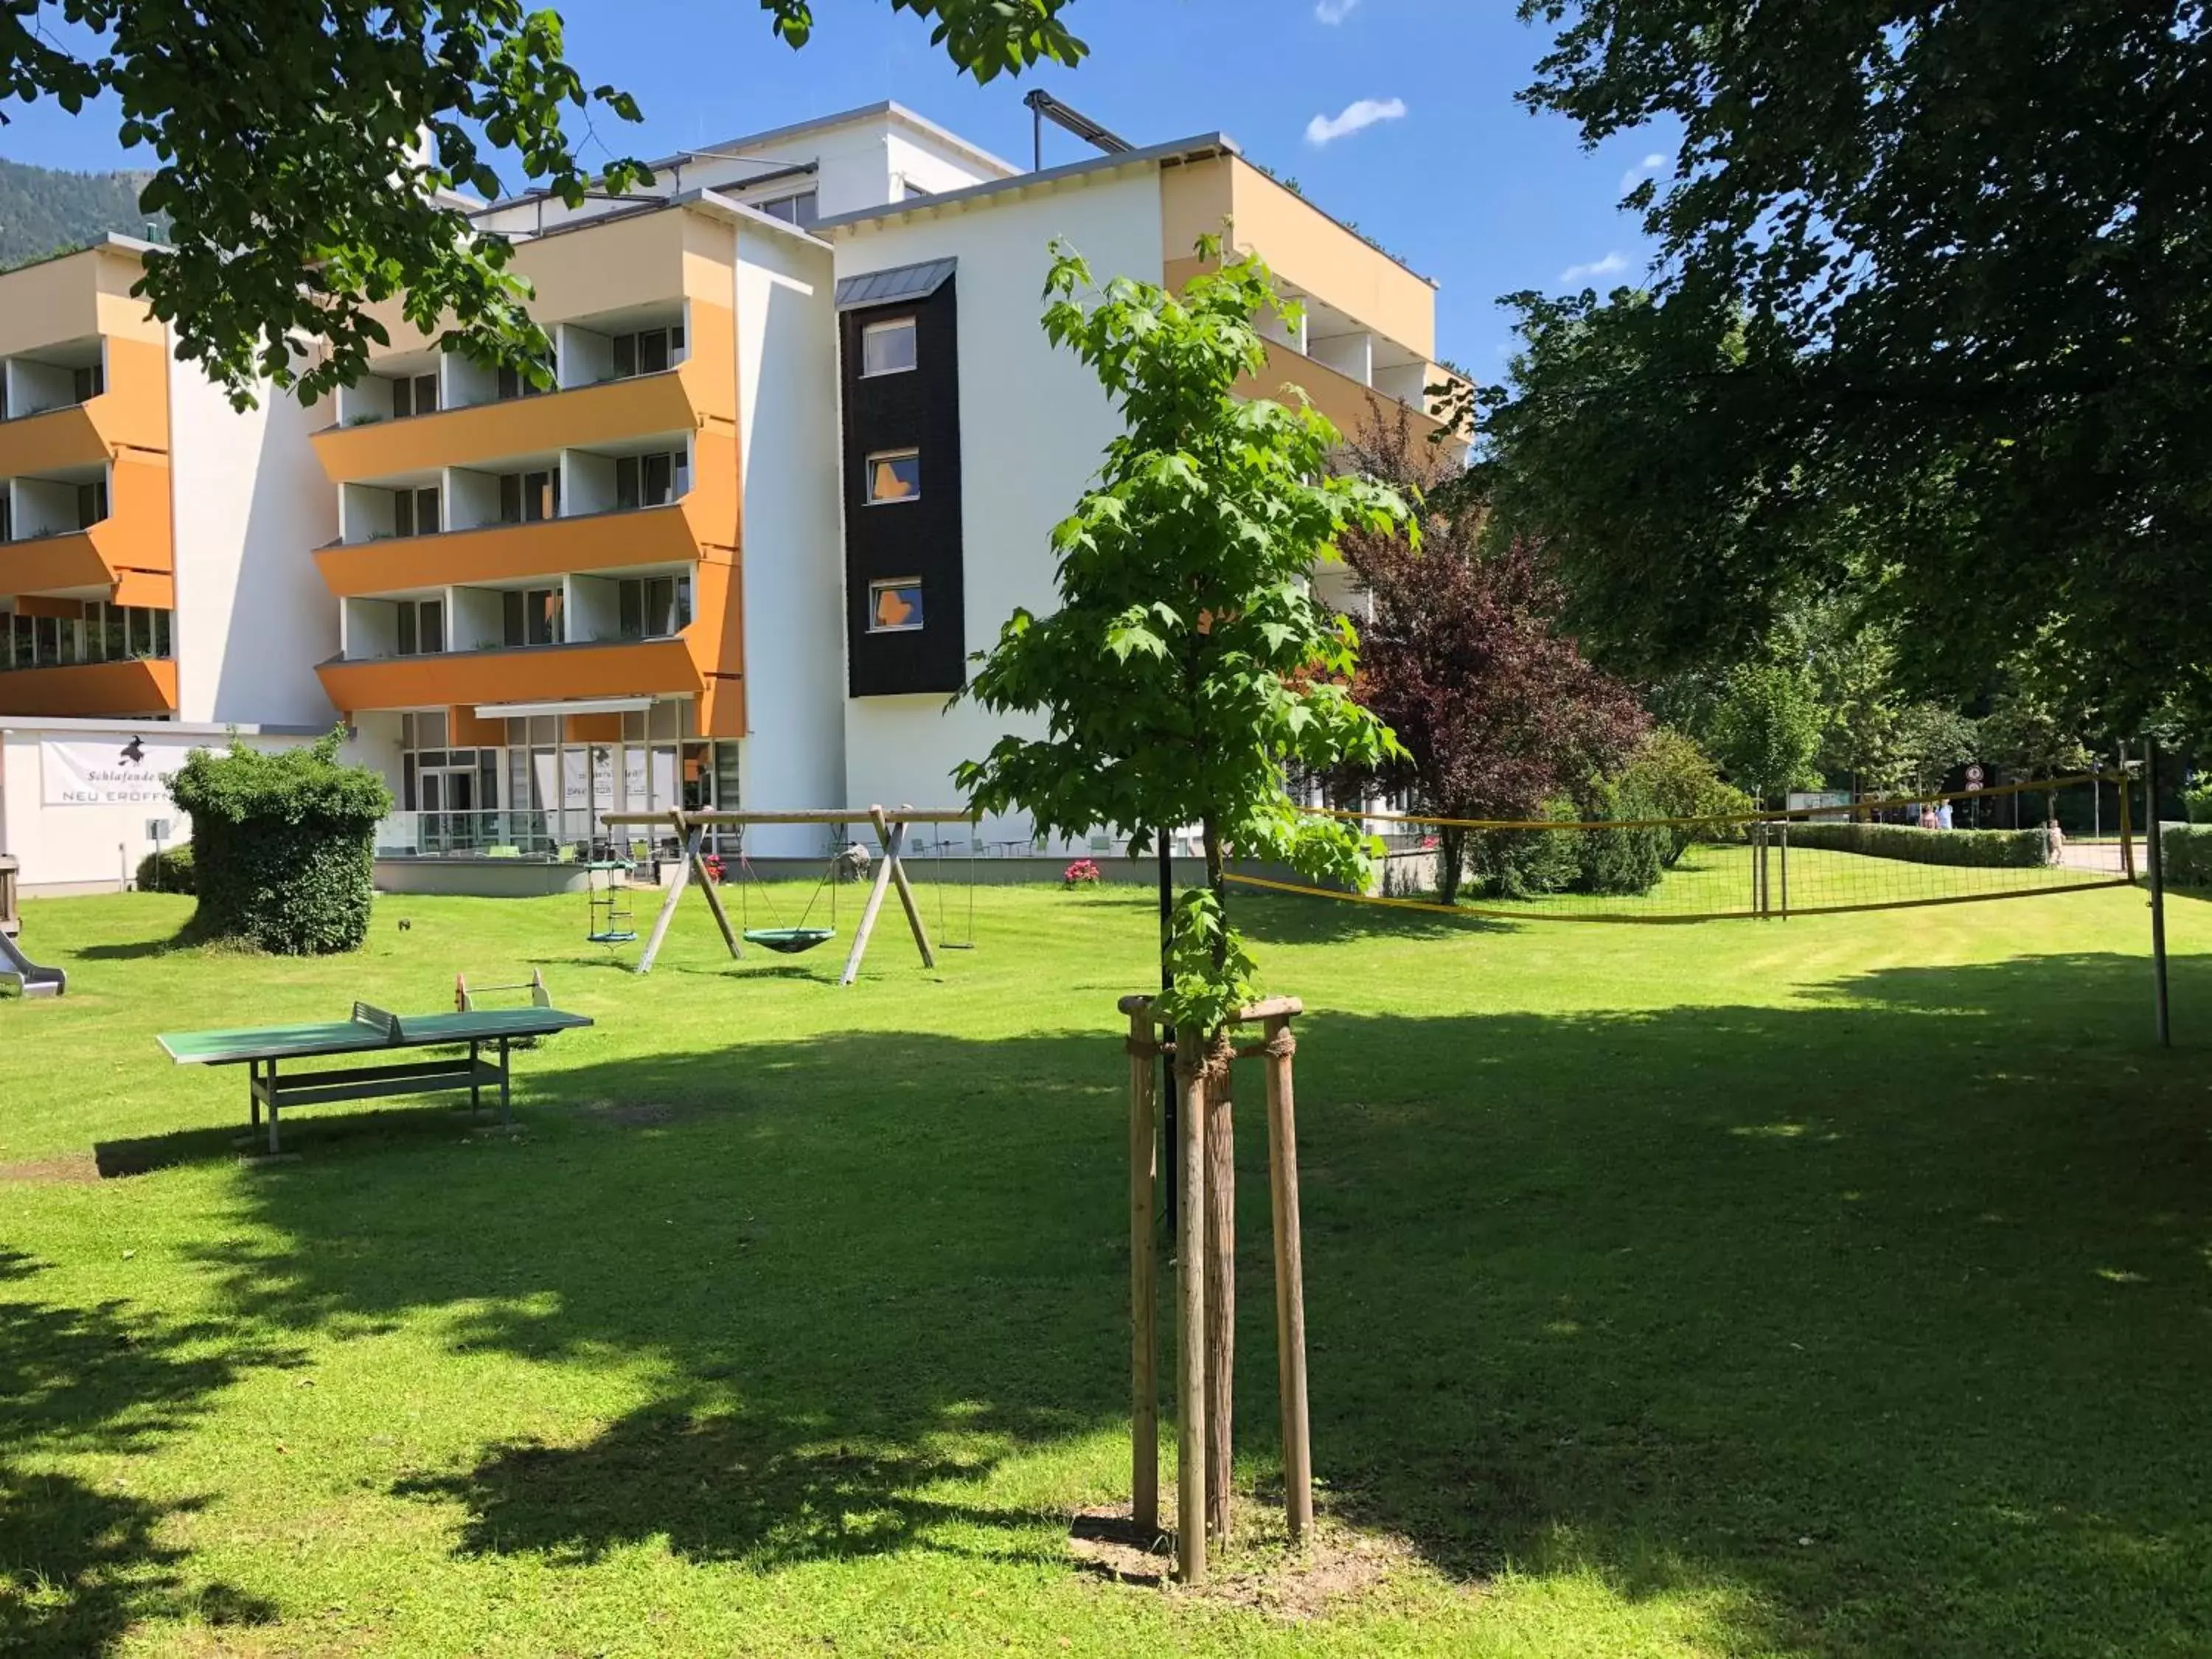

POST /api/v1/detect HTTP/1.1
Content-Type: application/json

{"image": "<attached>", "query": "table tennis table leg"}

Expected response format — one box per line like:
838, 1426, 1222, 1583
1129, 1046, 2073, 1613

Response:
498, 1037, 511, 1130
469, 1040, 482, 1116
265, 1057, 282, 1155
248, 1059, 262, 1134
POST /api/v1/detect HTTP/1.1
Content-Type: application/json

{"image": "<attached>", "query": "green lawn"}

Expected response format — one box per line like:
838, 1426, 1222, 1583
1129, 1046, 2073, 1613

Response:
4, 875, 2210, 1656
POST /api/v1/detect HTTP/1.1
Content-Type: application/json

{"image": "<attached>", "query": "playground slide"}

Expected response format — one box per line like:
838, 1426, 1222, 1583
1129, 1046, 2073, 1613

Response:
0, 928, 65, 998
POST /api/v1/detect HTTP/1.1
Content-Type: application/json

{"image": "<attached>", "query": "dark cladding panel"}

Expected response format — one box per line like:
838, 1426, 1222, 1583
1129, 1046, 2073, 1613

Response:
840, 271, 964, 698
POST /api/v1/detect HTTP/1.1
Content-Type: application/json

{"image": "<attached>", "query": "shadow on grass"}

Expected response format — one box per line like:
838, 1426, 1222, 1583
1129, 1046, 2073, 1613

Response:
164, 946, 2212, 1655
0, 1249, 294, 1654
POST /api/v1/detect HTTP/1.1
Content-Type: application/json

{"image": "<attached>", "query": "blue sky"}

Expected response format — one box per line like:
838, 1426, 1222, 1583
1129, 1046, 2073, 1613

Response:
0, 0, 1672, 378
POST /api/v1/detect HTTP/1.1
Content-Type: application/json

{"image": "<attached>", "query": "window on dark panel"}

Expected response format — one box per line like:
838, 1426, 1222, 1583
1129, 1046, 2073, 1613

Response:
865, 449, 920, 504
868, 578, 925, 633
617, 574, 692, 640
861, 317, 917, 377
391, 372, 438, 417
501, 586, 563, 647
496, 347, 555, 400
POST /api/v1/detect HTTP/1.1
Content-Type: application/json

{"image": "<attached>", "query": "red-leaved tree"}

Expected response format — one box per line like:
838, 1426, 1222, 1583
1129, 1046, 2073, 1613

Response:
1338, 415, 1648, 904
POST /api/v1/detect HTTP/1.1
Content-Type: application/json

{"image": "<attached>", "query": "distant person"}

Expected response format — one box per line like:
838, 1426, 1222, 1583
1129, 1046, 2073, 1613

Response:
1937, 800, 1954, 830
2045, 818, 2067, 865
1919, 802, 1939, 830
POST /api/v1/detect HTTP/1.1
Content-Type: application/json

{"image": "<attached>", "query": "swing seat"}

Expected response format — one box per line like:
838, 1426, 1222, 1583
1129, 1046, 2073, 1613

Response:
743, 926, 835, 955
588, 929, 639, 945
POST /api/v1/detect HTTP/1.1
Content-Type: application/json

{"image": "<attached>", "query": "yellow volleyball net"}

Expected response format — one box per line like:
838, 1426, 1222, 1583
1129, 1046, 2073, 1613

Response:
1229, 774, 2134, 924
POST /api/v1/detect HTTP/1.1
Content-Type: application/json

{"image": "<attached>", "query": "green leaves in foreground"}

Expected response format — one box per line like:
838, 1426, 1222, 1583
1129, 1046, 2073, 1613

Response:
4, 0, 1087, 407
958, 240, 1413, 1031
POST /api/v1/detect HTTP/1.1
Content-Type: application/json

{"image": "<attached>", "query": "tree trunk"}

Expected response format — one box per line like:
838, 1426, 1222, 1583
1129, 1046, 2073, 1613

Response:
1437, 824, 1465, 906
1197, 815, 1234, 1549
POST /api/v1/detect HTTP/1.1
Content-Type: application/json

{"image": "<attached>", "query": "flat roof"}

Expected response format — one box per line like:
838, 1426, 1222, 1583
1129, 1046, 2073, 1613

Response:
479, 100, 1021, 215
813, 131, 1239, 233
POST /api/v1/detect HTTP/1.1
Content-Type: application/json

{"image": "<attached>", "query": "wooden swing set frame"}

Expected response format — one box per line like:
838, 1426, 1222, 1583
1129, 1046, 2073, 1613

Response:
599, 806, 975, 985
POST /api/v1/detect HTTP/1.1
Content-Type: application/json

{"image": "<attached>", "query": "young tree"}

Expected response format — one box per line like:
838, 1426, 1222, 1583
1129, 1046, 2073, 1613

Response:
1481, 1, 2212, 726
4, 0, 1087, 406
1868, 704, 1978, 801
1335, 414, 1647, 904
961, 242, 1410, 1031
1707, 660, 1823, 806
959, 242, 1411, 1557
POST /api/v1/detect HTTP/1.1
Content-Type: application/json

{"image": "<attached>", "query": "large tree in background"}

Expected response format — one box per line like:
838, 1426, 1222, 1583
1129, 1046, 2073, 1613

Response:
1338, 415, 1646, 905
2, 0, 1085, 405
1478, 1, 2212, 726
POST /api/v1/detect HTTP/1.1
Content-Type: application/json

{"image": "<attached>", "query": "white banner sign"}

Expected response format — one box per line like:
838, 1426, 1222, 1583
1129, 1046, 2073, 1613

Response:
41, 736, 205, 808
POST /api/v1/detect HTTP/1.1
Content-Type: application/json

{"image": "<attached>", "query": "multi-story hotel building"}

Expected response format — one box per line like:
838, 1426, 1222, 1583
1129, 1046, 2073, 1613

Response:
0, 101, 1460, 891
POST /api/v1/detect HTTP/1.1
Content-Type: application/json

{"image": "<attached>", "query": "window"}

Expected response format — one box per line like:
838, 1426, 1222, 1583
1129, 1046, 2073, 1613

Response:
498, 469, 560, 524
616, 574, 692, 640
865, 449, 920, 504
390, 372, 439, 418
390, 485, 440, 538
0, 497, 10, 540
496, 347, 556, 400
394, 597, 445, 656
860, 317, 917, 377
868, 578, 925, 633
501, 585, 564, 647
756, 190, 818, 226
72, 364, 104, 403
615, 449, 688, 509
75, 479, 108, 529
611, 325, 686, 378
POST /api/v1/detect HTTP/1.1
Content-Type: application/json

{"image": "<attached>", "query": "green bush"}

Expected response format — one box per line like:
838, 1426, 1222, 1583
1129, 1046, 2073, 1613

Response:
2182, 782, 2212, 825
1573, 780, 1671, 895
1466, 797, 1581, 900
1784, 820, 2049, 868
167, 730, 392, 954
1621, 727, 1754, 866
1464, 788, 1670, 900
2163, 824, 2212, 887
134, 843, 195, 894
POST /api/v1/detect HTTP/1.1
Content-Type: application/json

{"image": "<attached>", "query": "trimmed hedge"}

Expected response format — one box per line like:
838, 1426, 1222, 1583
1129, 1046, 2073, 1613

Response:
167, 731, 392, 954
2163, 824, 2212, 888
134, 844, 195, 894
1784, 821, 2050, 868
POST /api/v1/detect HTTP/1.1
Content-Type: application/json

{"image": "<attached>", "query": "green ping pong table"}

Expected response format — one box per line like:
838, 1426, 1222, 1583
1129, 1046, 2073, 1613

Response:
159, 1002, 592, 1154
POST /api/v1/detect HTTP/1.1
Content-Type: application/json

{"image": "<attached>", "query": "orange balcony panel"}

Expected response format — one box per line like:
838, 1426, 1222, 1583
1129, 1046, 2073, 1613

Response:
0, 656, 178, 718
0, 335, 171, 476
1237, 344, 1454, 455
317, 637, 703, 716
314, 501, 712, 598
310, 366, 723, 484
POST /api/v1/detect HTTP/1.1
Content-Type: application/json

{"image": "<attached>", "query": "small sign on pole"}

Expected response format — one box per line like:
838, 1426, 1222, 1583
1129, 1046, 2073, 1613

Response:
1964, 764, 1986, 791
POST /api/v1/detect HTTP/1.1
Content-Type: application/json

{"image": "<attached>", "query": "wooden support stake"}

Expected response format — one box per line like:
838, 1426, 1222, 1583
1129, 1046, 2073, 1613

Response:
839, 815, 904, 987
681, 810, 742, 960
1262, 1015, 1313, 1545
1203, 1043, 1235, 1550
1128, 1004, 1160, 1540
1174, 1022, 1208, 1585
634, 813, 692, 975
872, 804, 937, 970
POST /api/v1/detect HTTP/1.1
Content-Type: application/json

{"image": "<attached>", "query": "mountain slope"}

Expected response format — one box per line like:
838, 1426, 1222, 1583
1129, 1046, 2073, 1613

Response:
0, 156, 164, 270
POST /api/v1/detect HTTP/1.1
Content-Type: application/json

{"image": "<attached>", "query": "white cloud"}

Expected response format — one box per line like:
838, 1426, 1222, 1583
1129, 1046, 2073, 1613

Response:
1315, 0, 1361, 21
1305, 97, 1407, 147
1559, 251, 1630, 285
1618, 151, 1668, 194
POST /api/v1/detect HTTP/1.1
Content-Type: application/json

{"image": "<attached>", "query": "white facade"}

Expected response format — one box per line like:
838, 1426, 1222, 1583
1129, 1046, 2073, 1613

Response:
168, 362, 340, 725
732, 220, 847, 859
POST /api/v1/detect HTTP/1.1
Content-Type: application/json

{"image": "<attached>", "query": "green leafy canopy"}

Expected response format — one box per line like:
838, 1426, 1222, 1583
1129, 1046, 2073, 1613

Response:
2, 0, 1086, 407
957, 240, 1413, 1030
